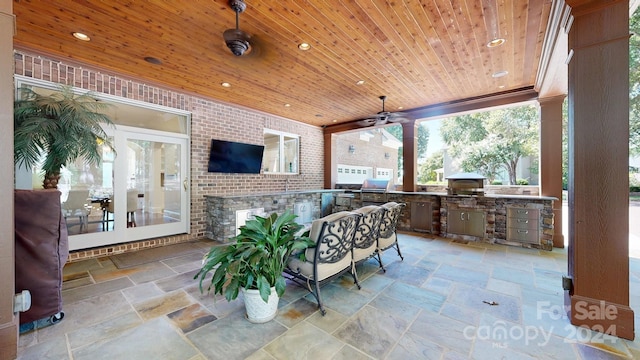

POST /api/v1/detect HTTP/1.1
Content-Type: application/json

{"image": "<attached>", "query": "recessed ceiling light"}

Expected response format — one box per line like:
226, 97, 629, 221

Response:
498, 85, 505, 89
298, 43, 311, 51
144, 56, 162, 65
487, 38, 505, 48
284, 103, 291, 107
332, 119, 337, 123
221, 82, 231, 88
492, 70, 509, 78
356, 80, 365, 85
72, 32, 90, 41
397, 106, 403, 110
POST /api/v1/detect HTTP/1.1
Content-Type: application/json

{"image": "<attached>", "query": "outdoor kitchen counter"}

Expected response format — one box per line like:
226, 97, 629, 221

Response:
383, 192, 556, 251
205, 189, 343, 198
204, 190, 343, 242
205, 190, 556, 250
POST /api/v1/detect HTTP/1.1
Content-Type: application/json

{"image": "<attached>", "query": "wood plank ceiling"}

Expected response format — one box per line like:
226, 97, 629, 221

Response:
12, 0, 552, 127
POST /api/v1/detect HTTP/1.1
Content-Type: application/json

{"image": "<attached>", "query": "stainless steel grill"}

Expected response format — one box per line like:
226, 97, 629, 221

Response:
446, 172, 486, 196
360, 178, 393, 204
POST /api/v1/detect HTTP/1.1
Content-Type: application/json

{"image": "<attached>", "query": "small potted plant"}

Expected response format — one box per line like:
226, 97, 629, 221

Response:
195, 210, 313, 323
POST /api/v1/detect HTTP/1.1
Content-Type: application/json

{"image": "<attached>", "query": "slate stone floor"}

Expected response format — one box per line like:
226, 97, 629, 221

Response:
17, 232, 640, 359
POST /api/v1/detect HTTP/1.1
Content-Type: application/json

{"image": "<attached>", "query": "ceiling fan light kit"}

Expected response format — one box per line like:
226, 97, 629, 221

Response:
224, 0, 251, 56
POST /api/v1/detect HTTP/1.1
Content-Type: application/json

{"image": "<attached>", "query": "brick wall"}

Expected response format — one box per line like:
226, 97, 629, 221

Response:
334, 128, 400, 183
14, 50, 324, 260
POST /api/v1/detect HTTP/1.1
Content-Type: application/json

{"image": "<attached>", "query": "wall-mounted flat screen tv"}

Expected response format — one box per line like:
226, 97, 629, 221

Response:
208, 139, 265, 174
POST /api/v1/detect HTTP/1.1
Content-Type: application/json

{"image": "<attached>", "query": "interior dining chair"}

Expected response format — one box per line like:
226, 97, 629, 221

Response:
103, 189, 139, 229
61, 189, 91, 233
285, 211, 362, 315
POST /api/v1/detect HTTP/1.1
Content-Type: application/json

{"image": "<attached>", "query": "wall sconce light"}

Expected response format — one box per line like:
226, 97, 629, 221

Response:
384, 152, 390, 159
348, 145, 355, 154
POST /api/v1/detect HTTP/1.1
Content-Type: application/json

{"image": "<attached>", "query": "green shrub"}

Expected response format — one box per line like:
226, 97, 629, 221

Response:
491, 180, 502, 185
516, 179, 529, 185
631, 186, 640, 193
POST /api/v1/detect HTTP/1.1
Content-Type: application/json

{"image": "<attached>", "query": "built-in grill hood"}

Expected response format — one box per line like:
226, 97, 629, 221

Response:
361, 178, 393, 192
446, 172, 486, 196
360, 178, 392, 204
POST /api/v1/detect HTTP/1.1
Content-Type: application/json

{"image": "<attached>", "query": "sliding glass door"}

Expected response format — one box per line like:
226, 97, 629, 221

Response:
60, 128, 189, 250
15, 77, 191, 251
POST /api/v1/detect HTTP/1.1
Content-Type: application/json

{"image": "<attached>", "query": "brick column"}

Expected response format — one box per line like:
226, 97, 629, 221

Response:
539, 95, 565, 248
565, 0, 634, 340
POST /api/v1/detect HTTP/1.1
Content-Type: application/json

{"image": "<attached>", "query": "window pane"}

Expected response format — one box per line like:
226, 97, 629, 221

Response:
263, 133, 280, 173
283, 136, 298, 173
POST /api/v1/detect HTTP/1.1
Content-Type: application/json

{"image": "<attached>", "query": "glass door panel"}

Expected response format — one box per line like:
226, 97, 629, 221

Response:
66, 130, 189, 251
57, 137, 115, 236
126, 139, 183, 229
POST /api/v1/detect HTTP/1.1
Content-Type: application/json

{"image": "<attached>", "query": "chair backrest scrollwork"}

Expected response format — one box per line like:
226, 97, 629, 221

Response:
313, 212, 361, 264
379, 202, 406, 239
353, 205, 385, 250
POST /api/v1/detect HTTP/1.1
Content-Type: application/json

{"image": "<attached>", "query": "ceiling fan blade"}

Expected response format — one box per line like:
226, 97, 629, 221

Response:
387, 112, 412, 123
374, 116, 389, 126
356, 118, 377, 127
353, 96, 409, 126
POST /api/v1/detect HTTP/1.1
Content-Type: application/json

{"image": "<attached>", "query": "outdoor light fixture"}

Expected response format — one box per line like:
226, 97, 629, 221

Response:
349, 145, 355, 154
72, 32, 90, 41
486, 38, 505, 48
384, 152, 390, 159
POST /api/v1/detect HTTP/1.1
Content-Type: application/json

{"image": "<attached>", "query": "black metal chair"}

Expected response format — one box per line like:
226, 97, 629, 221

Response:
351, 205, 385, 282
284, 211, 361, 315
376, 202, 406, 271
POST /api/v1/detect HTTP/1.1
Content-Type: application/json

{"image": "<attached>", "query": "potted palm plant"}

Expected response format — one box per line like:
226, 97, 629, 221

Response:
195, 210, 313, 323
14, 85, 114, 189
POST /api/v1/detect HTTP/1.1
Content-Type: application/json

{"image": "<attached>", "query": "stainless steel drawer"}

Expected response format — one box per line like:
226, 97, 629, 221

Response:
507, 228, 539, 244
507, 208, 540, 220
508, 217, 539, 230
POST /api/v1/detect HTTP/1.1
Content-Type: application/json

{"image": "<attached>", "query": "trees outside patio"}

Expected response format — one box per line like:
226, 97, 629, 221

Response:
438, 104, 539, 185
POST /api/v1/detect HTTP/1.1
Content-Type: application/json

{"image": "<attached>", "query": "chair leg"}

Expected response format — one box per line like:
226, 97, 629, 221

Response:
350, 262, 361, 289
395, 241, 404, 261
376, 250, 387, 273
314, 278, 326, 316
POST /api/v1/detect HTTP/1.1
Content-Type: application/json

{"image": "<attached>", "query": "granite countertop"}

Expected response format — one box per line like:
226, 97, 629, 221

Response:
205, 189, 557, 201
204, 189, 344, 198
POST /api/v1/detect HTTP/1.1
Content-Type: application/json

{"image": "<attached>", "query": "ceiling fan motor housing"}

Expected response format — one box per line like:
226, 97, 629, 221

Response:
225, 0, 250, 56
224, 29, 251, 56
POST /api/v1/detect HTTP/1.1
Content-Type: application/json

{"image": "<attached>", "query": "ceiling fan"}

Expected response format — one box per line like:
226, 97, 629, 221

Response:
223, 0, 252, 56
222, 0, 271, 61
356, 96, 412, 127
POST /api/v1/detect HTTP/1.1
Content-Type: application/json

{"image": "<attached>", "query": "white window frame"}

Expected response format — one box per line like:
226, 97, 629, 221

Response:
263, 129, 300, 175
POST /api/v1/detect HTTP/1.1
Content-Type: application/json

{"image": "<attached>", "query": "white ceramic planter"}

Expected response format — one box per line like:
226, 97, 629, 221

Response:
241, 287, 279, 323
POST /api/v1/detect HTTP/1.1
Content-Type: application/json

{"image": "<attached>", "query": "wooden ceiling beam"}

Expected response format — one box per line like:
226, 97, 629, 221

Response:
323, 86, 538, 135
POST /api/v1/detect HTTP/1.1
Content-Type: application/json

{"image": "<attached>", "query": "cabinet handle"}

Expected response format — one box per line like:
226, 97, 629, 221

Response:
517, 230, 529, 234
517, 219, 529, 223
460, 212, 465, 221
517, 210, 529, 214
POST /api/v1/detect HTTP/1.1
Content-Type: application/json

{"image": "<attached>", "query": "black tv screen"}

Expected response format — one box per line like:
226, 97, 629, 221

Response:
208, 139, 264, 174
